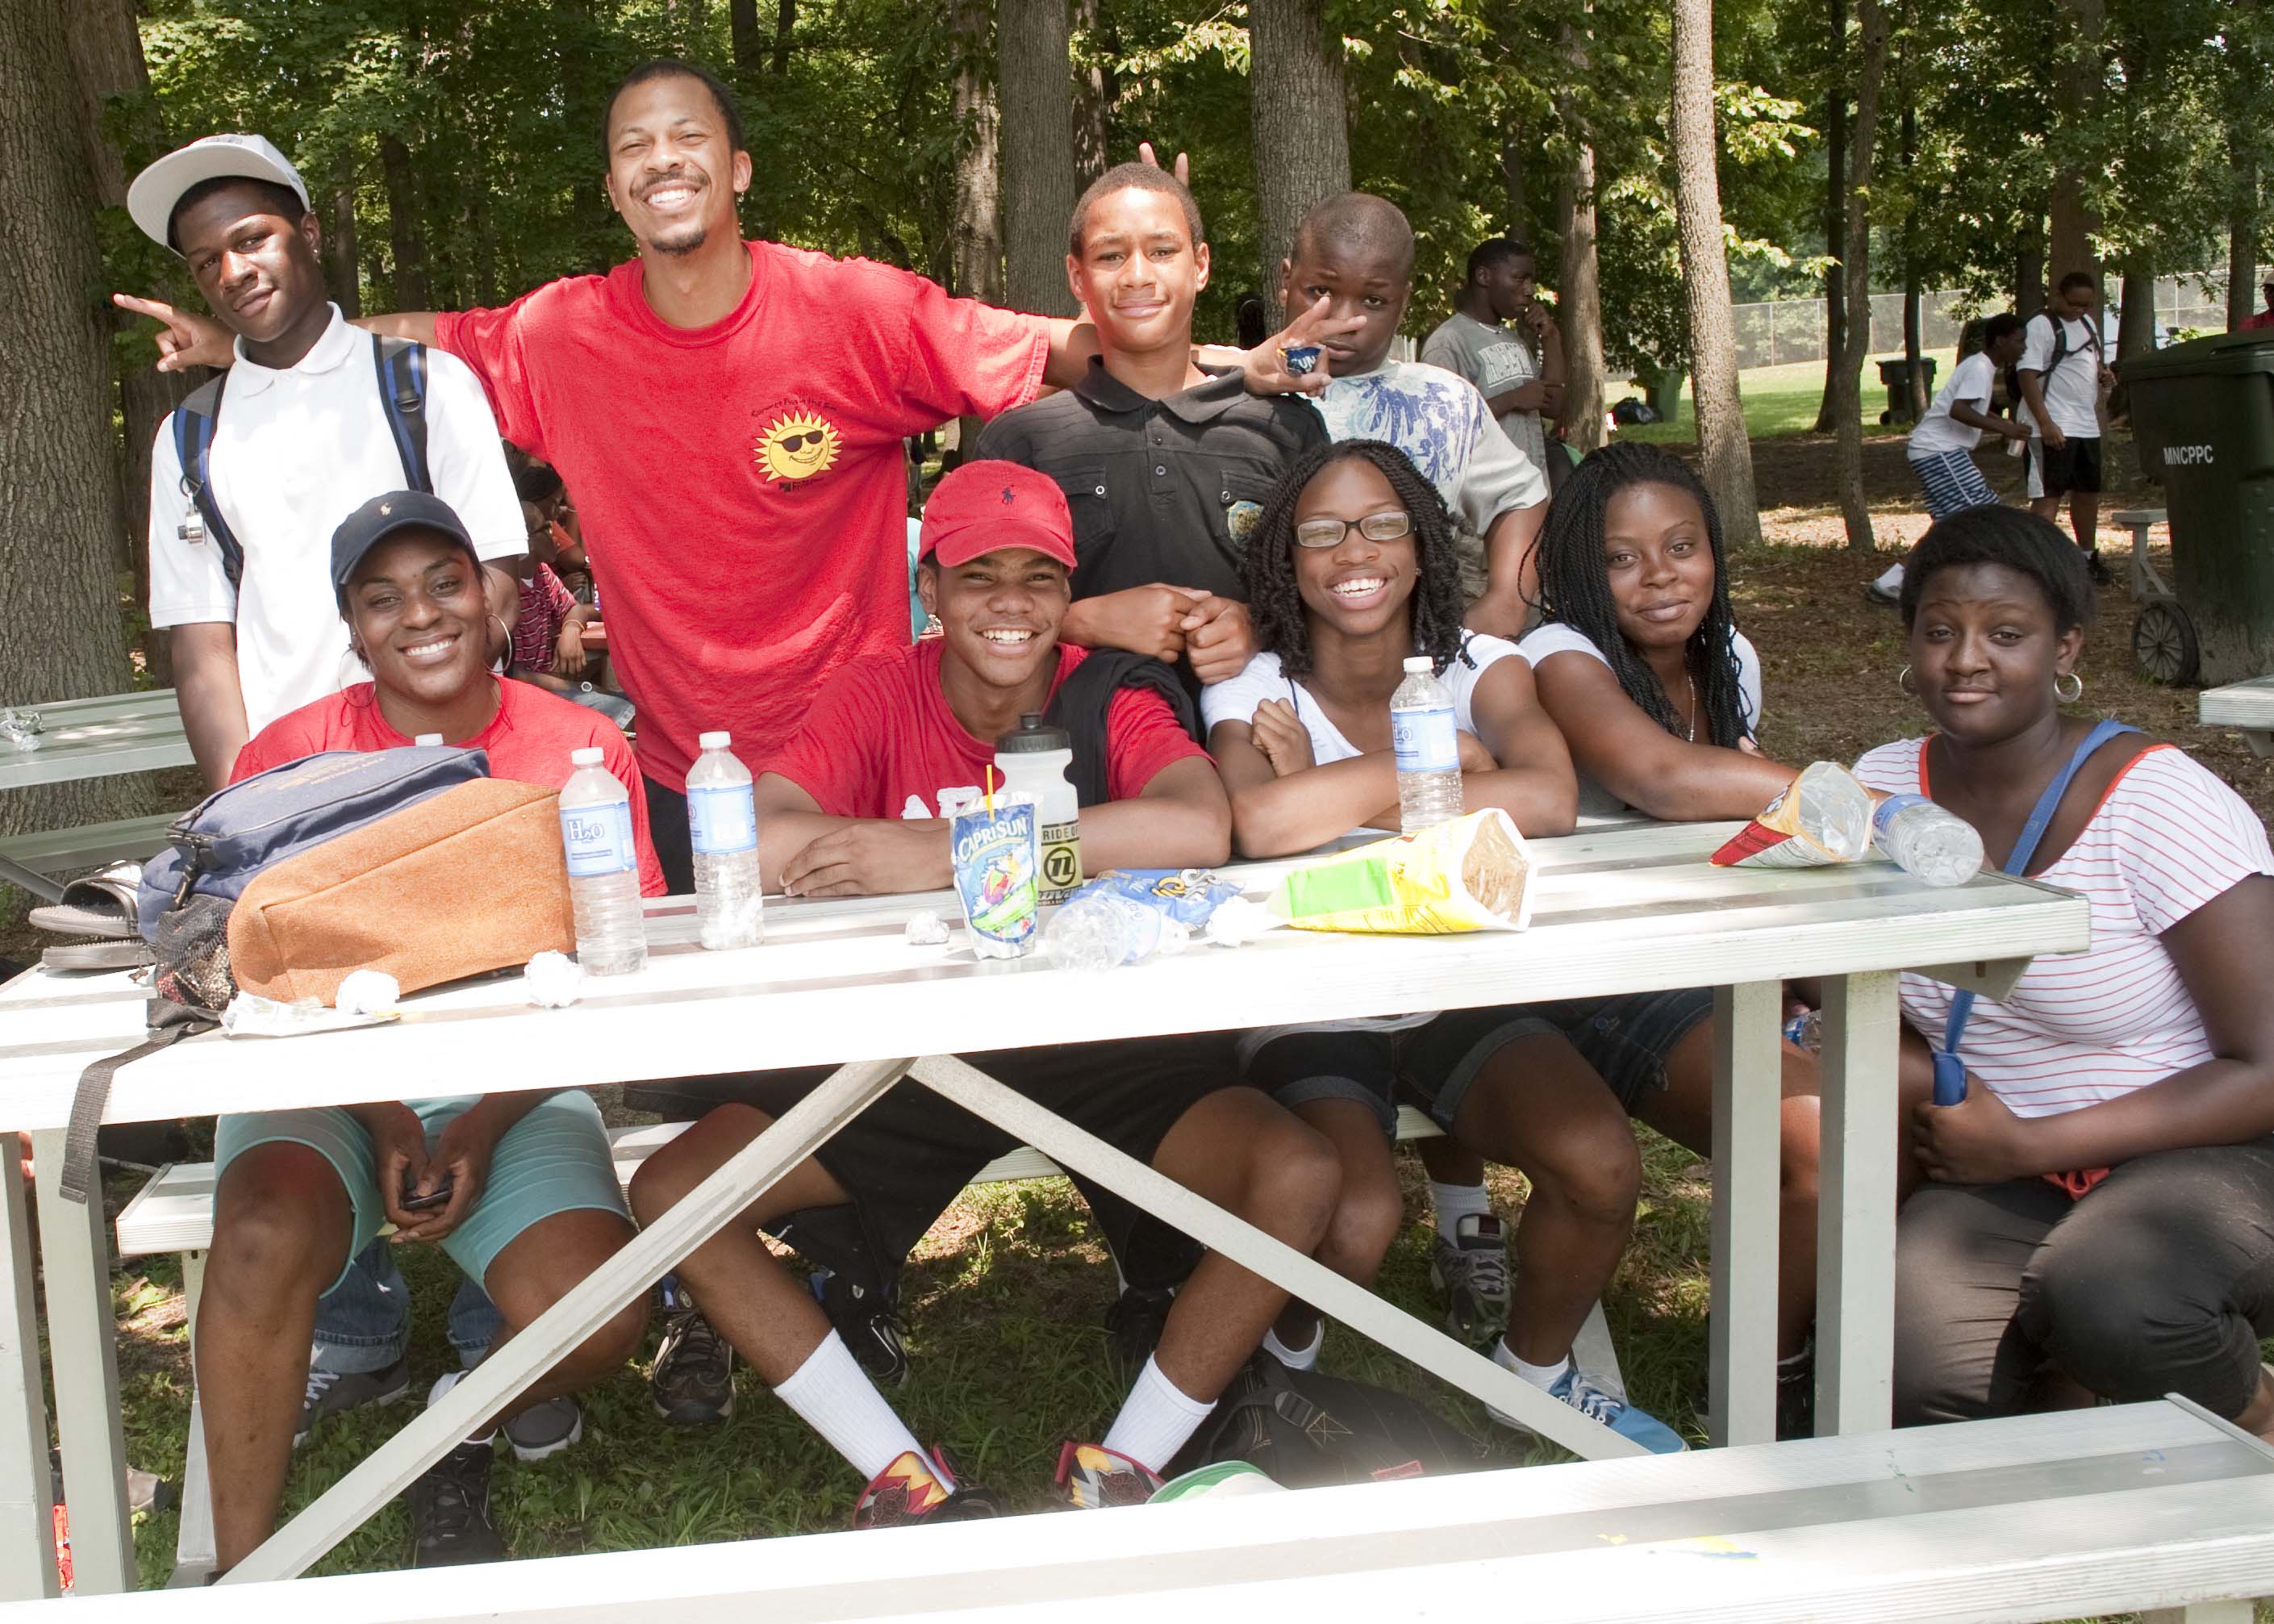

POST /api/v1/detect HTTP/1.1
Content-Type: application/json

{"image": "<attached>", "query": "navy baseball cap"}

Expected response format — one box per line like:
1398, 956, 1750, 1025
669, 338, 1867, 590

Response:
330, 491, 482, 606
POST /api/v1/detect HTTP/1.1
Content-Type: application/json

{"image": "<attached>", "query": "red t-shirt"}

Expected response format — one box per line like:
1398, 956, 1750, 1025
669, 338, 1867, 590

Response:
232, 678, 667, 896
435, 242, 1052, 791
770, 641, 1207, 820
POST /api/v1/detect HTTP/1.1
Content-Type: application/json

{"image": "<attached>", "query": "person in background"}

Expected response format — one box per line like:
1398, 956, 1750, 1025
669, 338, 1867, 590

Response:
1450, 442, 1827, 1435
1203, 443, 1692, 1451
2016, 272, 2114, 583
1867, 313, 2031, 606
628, 461, 1341, 1518
1283, 198, 1550, 639
202, 491, 659, 1572
2240, 282, 2274, 332
1422, 237, 1567, 491
978, 164, 1327, 702
511, 454, 590, 599
123, 130, 533, 1469
1855, 505, 2274, 1443
507, 500, 622, 725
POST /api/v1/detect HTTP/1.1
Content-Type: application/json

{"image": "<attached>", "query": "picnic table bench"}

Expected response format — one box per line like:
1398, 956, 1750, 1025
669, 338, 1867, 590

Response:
2201, 674, 2274, 757
10, 1401, 2267, 1622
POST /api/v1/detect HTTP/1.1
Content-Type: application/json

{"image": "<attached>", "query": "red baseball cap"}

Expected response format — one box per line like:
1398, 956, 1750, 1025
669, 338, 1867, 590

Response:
920, 460, 1078, 570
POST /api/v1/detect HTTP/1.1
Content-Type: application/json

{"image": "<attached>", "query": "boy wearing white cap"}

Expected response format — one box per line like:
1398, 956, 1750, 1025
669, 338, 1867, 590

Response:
126, 134, 526, 790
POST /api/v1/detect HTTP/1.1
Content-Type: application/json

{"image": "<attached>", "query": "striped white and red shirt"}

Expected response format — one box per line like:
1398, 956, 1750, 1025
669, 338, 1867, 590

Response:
1854, 737, 2274, 1117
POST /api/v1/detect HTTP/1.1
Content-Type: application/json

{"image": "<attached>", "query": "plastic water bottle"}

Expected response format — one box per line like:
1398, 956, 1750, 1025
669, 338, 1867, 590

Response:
1048, 891, 1188, 971
557, 745, 647, 975
1392, 655, 1464, 832
686, 730, 763, 950
1872, 793, 1986, 888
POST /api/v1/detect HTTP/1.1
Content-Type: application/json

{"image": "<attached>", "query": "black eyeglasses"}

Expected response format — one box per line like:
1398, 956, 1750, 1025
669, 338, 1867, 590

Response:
1294, 511, 1412, 549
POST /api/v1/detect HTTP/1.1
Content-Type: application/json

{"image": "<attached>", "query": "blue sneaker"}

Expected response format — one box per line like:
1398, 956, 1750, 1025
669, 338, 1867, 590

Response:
1491, 1362, 1688, 1455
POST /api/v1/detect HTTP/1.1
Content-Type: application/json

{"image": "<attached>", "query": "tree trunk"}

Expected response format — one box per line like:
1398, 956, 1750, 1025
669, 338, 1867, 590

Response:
380, 134, 430, 311
2117, 258, 2157, 361
999, 0, 1079, 317
1900, 55, 1926, 422
1554, 21, 1607, 453
1247, 0, 1352, 324
1669, 0, 1762, 545
1813, 0, 1847, 434
2047, 0, 2103, 287
66, 0, 192, 657
328, 151, 362, 319
2016, 218, 2046, 319
950, 0, 1003, 453
1830, 0, 1888, 553
773, 0, 795, 77
730, 0, 760, 71
1070, 0, 1111, 189
2230, 157, 2259, 331
0, 0, 150, 844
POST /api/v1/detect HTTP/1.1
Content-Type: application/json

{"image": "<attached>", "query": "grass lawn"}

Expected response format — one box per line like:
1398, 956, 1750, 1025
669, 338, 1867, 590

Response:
1621, 349, 1961, 444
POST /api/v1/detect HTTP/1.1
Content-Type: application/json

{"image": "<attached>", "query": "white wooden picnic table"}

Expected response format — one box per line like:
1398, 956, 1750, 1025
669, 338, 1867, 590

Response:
0, 691, 189, 793
0, 819, 2090, 1597
2201, 674, 2274, 758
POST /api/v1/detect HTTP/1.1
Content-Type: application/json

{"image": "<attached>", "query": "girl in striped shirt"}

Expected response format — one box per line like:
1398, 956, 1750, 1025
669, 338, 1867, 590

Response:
1859, 505, 2274, 1438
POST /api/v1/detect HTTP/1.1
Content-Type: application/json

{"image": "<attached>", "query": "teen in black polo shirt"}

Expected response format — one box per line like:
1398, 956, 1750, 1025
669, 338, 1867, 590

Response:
976, 164, 1328, 694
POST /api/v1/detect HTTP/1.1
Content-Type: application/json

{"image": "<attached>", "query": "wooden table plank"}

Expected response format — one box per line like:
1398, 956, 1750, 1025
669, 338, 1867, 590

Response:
0, 690, 190, 791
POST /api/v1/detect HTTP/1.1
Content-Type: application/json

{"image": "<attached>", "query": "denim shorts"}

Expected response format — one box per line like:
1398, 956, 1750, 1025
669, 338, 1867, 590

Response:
214, 1090, 628, 1295
1394, 987, 1717, 1130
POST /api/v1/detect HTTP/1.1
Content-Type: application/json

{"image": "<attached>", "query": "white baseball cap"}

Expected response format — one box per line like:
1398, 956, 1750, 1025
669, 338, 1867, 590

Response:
127, 133, 311, 251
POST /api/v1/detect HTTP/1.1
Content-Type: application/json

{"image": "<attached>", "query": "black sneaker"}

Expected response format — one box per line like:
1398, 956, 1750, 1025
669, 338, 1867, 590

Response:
2084, 549, 2117, 587
407, 1440, 505, 1567
1428, 1215, 1511, 1349
651, 1308, 736, 1426
1103, 1284, 1176, 1379
295, 1356, 411, 1447
811, 1267, 909, 1387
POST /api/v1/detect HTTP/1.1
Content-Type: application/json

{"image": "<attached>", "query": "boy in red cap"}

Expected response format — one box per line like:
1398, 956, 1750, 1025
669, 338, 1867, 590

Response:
628, 461, 1340, 1518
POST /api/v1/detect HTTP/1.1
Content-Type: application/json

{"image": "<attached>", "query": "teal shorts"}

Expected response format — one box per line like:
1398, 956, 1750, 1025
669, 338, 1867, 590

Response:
213, 1091, 628, 1295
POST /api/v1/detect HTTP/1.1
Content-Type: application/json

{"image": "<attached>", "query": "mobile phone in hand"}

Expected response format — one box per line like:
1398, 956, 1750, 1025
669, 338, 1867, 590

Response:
401, 1174, 456, 1213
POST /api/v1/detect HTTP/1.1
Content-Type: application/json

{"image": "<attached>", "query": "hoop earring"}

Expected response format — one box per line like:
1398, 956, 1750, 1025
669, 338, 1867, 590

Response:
489, 613, 511, 667
1898, 664, 1919, 697
2055, 670, 2084, 703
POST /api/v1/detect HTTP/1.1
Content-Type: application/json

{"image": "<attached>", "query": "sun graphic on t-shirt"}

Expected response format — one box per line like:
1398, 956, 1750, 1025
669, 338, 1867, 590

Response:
757, 411, 841, 482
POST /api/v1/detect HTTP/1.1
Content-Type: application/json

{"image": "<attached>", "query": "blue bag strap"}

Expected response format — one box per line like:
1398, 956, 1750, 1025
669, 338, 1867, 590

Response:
1934, 718, 2140, 1101
373, 334, 433, 494
172, 374, 245, 592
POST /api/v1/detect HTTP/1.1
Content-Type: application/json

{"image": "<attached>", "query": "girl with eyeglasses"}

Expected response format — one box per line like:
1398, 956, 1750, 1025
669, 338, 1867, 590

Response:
1197, 441, 1687, 1453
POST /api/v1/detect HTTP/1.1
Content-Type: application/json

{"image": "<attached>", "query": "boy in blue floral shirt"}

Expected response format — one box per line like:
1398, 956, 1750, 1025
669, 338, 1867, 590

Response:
1279, 192, 1549, 637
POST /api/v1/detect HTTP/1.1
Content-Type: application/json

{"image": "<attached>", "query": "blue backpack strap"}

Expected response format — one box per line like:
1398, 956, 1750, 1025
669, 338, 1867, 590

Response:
1934, 718, 2141, 1103
172, 374, 245, 592
372, 333, 433, 494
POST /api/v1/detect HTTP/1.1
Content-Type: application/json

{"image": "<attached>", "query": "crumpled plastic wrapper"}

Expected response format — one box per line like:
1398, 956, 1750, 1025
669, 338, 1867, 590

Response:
1203, 895, 1283, 948
223, 992, 397, 1037
903, 910, 951, 947
524, 950, 585, 1008
335, 970, 401, 1017
0, 708, 43, 751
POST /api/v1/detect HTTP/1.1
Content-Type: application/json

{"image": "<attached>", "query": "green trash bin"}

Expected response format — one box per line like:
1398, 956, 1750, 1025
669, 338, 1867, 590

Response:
2124, 332, 2274, 686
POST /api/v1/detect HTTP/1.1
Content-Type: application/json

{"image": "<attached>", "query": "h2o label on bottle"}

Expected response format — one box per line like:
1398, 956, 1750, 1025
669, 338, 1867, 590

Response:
560, 804, 636, 877
689, 785, 758, 854
1392, 704, 1458, 774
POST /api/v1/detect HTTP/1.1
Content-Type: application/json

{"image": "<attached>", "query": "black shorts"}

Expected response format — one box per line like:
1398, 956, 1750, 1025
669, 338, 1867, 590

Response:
634, 1035, 1247, 1265
1242, 987, 1713, 1137
2031, 435, 2103, 496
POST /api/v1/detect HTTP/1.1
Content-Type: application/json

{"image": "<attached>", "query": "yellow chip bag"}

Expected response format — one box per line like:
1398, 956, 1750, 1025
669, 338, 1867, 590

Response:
1267, 809, 1533, 935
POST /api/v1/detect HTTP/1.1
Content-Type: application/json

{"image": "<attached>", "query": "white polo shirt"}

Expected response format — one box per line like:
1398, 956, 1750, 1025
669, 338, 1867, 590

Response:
148, 305, 524, 733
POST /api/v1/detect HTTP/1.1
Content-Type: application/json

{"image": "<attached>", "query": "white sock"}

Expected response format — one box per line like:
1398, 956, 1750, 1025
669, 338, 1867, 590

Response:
1429, 1180, 1493, 1239
1875, 562, 1905, 592
773, 1331, 925, 1482
1101, 1355, 1216, 1474
1493, 1338, 1571, 1391
1261, 1321, 1323, 1371
428, 1368, 498, 1447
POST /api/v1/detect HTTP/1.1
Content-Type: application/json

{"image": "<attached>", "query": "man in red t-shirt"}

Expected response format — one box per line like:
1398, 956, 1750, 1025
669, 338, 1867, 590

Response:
758, 461, 1228, 893
626, 465, 1338, 1520
121, 61, 1335, 893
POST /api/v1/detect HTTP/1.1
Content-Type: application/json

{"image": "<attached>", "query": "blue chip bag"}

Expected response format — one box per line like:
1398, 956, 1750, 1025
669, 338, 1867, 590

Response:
1070, 869, 1243, 929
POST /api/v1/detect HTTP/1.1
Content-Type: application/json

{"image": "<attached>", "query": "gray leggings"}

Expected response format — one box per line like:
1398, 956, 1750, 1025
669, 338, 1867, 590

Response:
1894, 1142, 2274, 1425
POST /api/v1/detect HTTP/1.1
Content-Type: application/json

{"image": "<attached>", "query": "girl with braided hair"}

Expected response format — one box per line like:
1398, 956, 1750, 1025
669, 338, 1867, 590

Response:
1200, 442, 1692, 1452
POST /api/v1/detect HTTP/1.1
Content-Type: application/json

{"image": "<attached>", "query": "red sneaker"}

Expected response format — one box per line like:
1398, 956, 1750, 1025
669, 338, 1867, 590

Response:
1054, 1441, 1164, 1509
852, 1448, 1007, 1530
